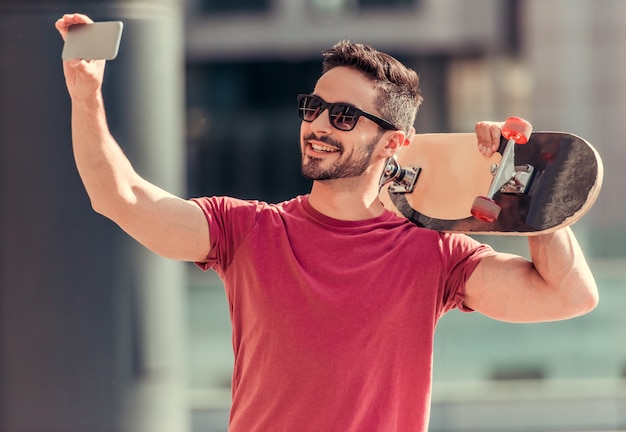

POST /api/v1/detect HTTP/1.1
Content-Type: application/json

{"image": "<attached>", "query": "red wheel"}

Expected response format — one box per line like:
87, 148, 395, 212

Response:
501, 116, 533, 144
471, 196, 501, 223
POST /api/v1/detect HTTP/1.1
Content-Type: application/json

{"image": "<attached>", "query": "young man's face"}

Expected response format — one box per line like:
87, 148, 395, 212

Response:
299, 66, 390, 182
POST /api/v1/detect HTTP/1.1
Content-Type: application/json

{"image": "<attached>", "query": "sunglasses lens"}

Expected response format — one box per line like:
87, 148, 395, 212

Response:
329, 104, 358, 131
297, 95, 362, 131
299, 96, 323, 122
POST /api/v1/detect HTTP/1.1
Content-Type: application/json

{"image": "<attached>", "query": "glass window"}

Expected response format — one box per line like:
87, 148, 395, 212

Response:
198, 0, 271, 14
357, 0, 417, 10
185, 60, 322, 202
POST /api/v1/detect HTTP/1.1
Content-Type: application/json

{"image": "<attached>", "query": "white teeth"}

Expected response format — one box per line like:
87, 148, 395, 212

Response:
311, 143, 338, 153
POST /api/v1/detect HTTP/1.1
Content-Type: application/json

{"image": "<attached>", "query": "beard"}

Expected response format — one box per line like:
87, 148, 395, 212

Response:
300, 132, 382, 181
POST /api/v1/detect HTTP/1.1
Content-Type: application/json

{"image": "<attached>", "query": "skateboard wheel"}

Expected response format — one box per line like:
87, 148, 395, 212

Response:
502, 116, 533, 144
471, 196, 501, 223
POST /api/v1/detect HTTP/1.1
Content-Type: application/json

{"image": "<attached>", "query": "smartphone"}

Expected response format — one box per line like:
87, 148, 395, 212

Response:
62, 21, 124, 61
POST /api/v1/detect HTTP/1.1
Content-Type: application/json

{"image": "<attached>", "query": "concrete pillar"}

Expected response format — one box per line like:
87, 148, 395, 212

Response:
0, 1, 187, 431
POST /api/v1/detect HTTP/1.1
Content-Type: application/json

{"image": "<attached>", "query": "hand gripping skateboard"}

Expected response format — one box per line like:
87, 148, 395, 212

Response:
378, 117, 603, 235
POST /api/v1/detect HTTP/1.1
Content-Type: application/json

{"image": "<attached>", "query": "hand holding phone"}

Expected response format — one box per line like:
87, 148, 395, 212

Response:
61, 21, 123, 61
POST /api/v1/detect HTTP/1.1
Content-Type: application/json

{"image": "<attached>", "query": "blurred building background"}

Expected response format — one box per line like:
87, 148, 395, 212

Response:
0, 0, 624, 431
183, 0, 626, 431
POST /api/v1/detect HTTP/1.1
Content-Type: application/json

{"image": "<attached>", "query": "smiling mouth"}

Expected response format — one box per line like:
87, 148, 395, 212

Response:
310, 142, 340, 153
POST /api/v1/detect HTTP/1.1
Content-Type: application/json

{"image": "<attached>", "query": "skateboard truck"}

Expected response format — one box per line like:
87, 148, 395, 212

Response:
494, 163, 535, 194
471, 116, 534, 223
379, 155, 421, 193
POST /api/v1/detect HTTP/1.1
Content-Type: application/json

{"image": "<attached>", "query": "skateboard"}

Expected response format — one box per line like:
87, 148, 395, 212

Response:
378, 117, 603, 235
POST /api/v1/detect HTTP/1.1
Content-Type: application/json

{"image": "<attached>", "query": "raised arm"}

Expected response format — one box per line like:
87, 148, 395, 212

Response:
464, 121, 599, 322
56, 13, 210, 262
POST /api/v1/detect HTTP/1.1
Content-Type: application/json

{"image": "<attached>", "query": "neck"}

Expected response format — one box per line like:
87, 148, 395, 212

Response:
307, 171, 385, 221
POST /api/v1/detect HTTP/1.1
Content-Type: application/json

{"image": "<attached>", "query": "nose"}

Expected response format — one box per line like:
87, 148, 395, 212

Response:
308, 108, 332, 134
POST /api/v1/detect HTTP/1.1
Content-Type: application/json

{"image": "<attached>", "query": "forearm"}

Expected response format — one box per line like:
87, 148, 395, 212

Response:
71, 92, 140, 217
528, 227, 599, 315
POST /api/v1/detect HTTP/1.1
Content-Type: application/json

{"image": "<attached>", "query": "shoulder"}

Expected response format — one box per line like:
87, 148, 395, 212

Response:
436, 232, 495, 262
191, 195, 272, 218
437, 232, 486, 252
383, 226, 495, 271
191, 195, 307, 224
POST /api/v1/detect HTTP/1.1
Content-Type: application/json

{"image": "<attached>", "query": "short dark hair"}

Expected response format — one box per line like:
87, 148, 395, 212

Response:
321, 40, 423, 133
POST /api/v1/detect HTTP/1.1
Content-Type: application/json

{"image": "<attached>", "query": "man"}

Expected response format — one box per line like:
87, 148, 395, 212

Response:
56, 13, 598, 432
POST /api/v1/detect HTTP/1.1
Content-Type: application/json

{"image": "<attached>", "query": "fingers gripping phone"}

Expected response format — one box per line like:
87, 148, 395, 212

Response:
62, 21, 124, 61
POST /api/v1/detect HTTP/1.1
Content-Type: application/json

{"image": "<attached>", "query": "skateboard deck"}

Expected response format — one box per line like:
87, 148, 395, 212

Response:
379, 131, 603, 235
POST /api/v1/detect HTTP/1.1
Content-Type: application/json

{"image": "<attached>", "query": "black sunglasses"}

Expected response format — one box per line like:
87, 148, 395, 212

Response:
297, 94, 398, 132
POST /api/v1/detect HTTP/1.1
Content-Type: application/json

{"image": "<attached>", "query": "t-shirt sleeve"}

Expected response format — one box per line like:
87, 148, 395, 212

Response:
437, 232, 496, 315
191, 196, 262, 273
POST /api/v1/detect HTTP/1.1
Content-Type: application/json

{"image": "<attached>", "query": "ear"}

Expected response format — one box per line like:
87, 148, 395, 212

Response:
381, 127, 416, 157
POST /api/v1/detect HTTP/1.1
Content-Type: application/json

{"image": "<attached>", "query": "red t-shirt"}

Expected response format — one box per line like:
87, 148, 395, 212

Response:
193, 195, 494, 432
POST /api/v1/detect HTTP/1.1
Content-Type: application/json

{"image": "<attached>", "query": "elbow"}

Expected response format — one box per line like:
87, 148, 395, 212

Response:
582, 286, 600, 314
88, 192, 133, 223
89, 197, 108, 217
89, 195, 116, 219
568, 280, 599, 318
